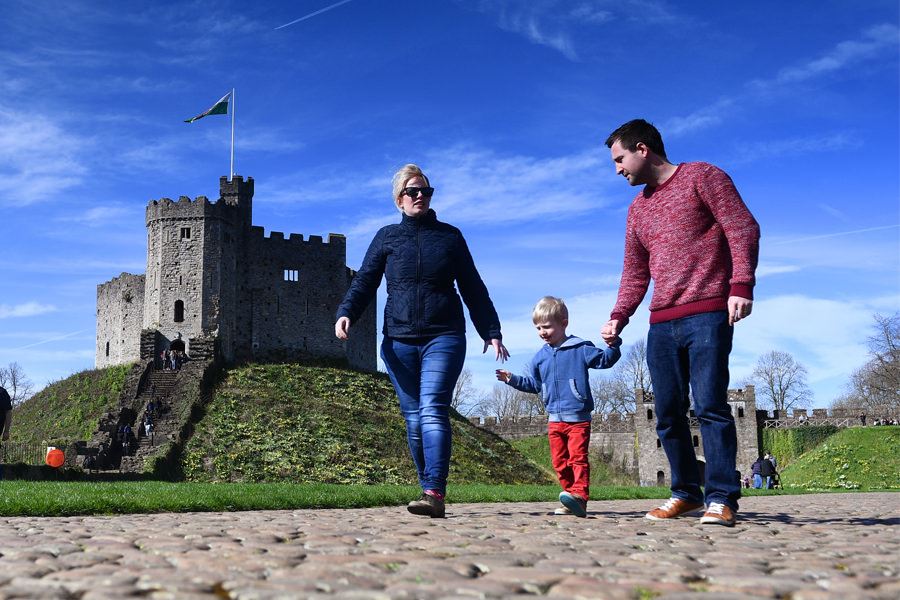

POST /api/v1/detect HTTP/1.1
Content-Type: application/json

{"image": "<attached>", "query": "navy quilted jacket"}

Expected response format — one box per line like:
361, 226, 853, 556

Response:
337, 210, 502, 341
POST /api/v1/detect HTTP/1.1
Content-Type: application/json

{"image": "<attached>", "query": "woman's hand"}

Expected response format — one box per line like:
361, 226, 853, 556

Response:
483, 338, 509, 362
334, 317, 351, 340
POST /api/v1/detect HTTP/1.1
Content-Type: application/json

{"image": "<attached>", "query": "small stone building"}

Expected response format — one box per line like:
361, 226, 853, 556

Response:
96, 176, 376, 370
633, 386, 759, 487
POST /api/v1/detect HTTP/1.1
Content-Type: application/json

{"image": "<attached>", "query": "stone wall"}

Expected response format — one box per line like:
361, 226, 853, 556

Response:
96, 273, 145, 368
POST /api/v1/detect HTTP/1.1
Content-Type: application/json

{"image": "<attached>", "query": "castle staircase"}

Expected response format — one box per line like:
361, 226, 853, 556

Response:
118, 359, 219, 475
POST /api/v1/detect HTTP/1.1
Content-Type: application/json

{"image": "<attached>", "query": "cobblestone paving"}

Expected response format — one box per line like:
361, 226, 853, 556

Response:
0, 492, 897, 599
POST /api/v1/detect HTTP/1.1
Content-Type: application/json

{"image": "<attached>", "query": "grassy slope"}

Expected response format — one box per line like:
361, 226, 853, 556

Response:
511, 434, 638, 488
10, 364, 131, 445
779, 426, 900, 491
181, 364, 550, 485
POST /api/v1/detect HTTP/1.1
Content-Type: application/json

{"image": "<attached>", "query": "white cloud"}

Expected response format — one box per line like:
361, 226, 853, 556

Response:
0, 302, 58, 319
667, 24, 900, 137
756, 264, 802, 278
0, 109, 87, 206
755, 23, 900, 90
730, 132, 860, 165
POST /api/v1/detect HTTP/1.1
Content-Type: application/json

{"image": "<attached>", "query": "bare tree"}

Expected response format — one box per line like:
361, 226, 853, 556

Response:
477, 384, 544, 420
451, 368, 479, 416
0, 362, 34, 405
750, 351, 812, 412
590, 341, 650, 416
833, 313, 900, 412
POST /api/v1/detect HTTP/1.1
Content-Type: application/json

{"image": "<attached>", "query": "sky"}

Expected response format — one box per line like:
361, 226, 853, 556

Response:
1, 0, 898, 410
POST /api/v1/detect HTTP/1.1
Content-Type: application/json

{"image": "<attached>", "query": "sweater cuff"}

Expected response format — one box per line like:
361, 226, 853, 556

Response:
610, 312, 630, 328
729, 284, 754, 300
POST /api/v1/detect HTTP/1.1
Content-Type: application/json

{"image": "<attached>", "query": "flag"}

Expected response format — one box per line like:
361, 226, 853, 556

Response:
184, 92, 231, 123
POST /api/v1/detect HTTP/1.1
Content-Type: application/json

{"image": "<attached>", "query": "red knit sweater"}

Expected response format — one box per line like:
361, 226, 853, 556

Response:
611, 162, 760, 326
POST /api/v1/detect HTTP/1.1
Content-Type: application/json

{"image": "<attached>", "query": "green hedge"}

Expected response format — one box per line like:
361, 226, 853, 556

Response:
761, 425, 839, 468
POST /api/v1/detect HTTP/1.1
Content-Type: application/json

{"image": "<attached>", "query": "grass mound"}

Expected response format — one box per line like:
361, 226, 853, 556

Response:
10, 364, 131, 445
181, 363, 550, 485
780, 426, 900, 491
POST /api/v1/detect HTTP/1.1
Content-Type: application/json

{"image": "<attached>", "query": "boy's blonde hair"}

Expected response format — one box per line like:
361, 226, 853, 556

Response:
532, 296, 568, 324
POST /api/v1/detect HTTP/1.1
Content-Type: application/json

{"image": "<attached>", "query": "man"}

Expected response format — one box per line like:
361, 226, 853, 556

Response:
0, 386, 12, 480
601, 119, 760, 527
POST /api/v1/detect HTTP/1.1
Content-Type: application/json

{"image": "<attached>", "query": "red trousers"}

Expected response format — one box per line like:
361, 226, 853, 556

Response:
548, 421, 591, 500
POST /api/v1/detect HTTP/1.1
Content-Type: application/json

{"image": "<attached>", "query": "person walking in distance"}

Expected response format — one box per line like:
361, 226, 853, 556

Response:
602, 119, 760, 527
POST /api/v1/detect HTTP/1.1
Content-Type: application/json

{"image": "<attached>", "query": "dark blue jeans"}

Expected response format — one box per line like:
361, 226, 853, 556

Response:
647, 311, 740, 510
381, 333, 466, 495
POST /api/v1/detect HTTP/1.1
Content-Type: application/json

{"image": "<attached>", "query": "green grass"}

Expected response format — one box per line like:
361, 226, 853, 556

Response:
779, 426, 900, 491
180, 363, 549, 485
10, 364, 132, 445
0, 481, 673, 517
761, 424, 840, 470
511, 434, 638, 488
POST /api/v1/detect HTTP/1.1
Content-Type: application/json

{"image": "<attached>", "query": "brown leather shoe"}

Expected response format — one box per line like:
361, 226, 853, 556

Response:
645, 497, 705, 520
700, 503, 736, 527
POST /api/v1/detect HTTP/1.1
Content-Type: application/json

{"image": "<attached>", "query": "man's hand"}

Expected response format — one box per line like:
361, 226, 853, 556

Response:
601, 319, 623, 345
727, 296, 753, 326
334, 317, 351, 340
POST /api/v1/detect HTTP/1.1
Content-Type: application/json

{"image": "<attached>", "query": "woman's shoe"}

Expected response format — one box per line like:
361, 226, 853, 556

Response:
407, 492, 445, 518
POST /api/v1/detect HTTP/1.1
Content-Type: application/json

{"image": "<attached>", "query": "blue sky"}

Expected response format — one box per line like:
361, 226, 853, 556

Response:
1, 0, 898, 409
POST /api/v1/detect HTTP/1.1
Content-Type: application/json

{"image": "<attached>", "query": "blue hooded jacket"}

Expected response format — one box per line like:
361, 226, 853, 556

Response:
337, 209, 502, 340
507, 336, 621, 422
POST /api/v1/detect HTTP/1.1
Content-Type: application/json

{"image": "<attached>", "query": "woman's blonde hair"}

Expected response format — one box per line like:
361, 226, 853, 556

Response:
532, 296, 568, 324
391, 164, 431, 211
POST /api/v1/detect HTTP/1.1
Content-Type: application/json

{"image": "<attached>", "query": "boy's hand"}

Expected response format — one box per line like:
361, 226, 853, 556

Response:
495, 369, 512, 383
606, 335, 622, 348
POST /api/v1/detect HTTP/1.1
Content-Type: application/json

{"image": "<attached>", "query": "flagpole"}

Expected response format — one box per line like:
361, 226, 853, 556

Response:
229, 88, 235, 181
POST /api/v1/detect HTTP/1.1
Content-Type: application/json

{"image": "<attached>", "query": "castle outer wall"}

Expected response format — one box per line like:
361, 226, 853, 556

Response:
96, 273, 145, 368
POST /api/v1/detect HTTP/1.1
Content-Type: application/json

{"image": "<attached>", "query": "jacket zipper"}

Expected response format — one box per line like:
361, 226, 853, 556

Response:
415, 225, 421, 336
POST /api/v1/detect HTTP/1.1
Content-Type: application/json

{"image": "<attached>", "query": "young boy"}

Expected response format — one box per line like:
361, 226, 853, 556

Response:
496, 297, 621, 517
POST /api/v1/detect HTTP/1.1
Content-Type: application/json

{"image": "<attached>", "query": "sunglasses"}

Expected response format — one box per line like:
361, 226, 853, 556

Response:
401, 186, 434, 199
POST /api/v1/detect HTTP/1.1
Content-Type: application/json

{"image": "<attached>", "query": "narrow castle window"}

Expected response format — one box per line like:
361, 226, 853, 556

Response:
738, 407, 745, 418
180, 227, 191, 240
656, 439, 661, 448
284, 269, 299, 282
105, 341, 110, 357
174, 300, 185, 322
692, 435, 699, 447
646, 408, 653, 420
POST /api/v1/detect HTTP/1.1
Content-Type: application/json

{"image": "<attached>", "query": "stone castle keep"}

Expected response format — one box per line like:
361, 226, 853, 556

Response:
95, 176, 376, 370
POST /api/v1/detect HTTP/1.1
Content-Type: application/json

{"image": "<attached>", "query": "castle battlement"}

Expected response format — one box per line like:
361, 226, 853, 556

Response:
247, 226, 346, 248
145, 194, 245, 224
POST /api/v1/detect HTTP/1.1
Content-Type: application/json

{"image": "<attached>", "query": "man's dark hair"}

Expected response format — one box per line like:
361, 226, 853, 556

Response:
605, 119, 667, 159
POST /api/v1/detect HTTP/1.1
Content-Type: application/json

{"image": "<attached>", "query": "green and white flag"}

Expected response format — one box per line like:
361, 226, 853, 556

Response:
184, 92, 231, 123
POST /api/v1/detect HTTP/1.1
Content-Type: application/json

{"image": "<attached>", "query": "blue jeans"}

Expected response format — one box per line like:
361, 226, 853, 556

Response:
381, 333, 466, 495
647, 311, 740, 510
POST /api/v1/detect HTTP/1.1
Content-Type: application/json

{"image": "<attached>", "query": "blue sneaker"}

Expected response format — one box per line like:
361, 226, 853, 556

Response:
559, 491, 587, 518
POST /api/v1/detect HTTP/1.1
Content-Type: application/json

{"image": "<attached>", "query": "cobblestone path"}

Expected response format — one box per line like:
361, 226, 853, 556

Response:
0, 492, 896, 599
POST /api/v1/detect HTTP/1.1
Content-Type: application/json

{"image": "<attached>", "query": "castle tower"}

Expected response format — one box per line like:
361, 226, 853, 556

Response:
142, 177, 253, 360
634, 386, 760, 488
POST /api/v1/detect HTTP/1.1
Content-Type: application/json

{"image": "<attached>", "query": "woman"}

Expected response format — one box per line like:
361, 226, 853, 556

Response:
335, 164, 508, 518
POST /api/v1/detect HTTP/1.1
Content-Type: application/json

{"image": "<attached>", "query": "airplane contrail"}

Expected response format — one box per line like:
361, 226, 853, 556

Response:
770, 224, 899, 246
275, 0, 356, 30
13, 329, 90, 351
